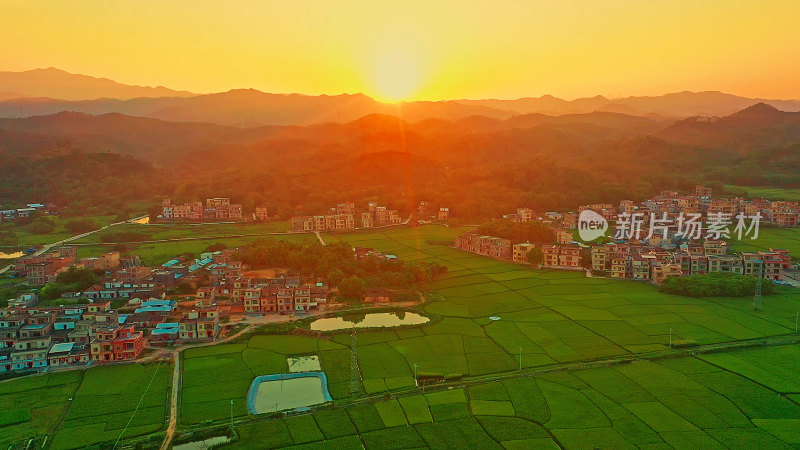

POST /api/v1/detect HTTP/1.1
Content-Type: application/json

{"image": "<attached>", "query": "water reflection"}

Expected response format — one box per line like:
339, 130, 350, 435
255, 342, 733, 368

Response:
310, 312, 429, 331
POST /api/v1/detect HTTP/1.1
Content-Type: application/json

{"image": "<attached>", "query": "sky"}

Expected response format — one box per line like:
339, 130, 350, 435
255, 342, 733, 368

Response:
2, 0, 799, 101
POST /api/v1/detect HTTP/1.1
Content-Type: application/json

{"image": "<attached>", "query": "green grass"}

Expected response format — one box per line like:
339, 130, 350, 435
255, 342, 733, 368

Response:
727, 225, 800, 260
0, 408, 31, 427
73, 232, 315, 265
725, 184, 800, 201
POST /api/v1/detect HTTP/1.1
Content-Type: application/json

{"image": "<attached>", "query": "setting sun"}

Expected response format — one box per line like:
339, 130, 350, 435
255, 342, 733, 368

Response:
371, 49, 422, 102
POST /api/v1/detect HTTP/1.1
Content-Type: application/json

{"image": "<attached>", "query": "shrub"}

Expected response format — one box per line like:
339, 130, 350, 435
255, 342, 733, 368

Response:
660, 273, 774, 297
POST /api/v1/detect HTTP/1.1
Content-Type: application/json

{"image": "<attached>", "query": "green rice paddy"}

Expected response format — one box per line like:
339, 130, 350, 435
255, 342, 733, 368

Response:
0, 363, 170, 449
3, 224, 800, 448
220, 344, 800, 449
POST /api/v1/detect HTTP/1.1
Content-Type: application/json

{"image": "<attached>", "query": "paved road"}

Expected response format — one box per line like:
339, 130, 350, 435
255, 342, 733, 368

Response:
159, 324, 255, 450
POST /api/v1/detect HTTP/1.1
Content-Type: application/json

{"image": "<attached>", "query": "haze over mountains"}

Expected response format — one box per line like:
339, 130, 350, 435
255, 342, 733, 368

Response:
1, 68, 800, 127
2, 68, 800, 218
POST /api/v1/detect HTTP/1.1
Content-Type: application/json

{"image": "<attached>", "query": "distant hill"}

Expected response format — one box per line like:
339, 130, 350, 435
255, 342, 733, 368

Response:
458, 91, 800, 118
0, 68, 194, 100
3, 103, 800, 218
1, 68, 799, 126
658, 103, 800, 151
0, 88, 513, 126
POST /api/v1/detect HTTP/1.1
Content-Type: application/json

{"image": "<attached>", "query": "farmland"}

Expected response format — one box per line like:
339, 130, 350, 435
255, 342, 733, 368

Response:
174, 225, 800, 444
4, 224, 800, 448
67, 223, 313, 265
220, 344, 800, 449
0, 363, 170, 449
724, 185, 800, 202
727, 225, 800, 260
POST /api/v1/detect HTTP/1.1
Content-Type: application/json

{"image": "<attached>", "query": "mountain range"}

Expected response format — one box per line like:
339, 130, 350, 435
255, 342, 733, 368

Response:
1, 68, 799, 127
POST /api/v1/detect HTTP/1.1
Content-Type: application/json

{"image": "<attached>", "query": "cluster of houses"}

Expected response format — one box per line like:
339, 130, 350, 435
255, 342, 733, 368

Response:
0, 293, 223, 373
160, 197, 268, 222
0, 203, 52, 223
291, 201, 403, 232
588, 242, 791, 283
453, 185, 798, 285
455, 229, 575, 263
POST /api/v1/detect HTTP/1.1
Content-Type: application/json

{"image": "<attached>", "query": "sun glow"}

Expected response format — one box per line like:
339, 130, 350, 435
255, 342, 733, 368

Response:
371, 49, 422, 102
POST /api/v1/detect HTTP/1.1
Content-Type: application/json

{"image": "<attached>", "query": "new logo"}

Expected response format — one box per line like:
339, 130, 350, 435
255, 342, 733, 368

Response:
578, 209, 608, 241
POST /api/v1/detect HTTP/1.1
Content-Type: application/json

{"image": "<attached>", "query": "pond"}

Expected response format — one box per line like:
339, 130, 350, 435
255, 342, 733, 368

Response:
309, 312, 430, 331
247, 372, 332, 414
0, 251, 23, 259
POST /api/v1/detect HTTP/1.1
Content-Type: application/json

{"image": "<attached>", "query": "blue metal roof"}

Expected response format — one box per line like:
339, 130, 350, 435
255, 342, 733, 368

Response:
135, 305, 174, 313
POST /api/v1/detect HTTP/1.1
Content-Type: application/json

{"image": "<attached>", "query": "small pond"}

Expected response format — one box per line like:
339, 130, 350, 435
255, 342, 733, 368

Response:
247, 372, 332, 414
288, 355, 321, 372
309, 312, 430, 331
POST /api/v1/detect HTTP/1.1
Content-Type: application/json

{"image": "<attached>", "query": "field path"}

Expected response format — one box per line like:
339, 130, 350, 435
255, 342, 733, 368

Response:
160, 324, 255, 450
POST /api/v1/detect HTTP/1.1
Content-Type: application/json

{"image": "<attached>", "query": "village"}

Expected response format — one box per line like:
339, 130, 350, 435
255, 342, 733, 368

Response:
2, 187, 799, 375
0, 238, 422, 374
453, 185, 799, 285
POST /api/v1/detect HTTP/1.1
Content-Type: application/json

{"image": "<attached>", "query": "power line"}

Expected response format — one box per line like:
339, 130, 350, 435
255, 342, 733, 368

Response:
113, 362, 164, 449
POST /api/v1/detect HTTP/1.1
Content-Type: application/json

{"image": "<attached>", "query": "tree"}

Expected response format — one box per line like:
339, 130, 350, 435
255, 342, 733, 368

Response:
326, 268, 345, 287
65, 218, 97, 234
206, 243, 228, 252
28, 217, 55, 235
581, 250, 592, 269
0, 230, 18, 246
56, 266, 98, 290
338, 276, 365, 299
526, 248, 544, 267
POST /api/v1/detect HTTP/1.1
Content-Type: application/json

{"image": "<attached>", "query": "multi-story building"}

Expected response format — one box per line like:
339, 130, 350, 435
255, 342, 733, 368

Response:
512, 243, 536, 264
439, 208, 450, 221
254, 206, 268, 221
610, 252, 628, 278
90, 325, 119, 362
112, 325, 145, 360
651, 263, 682, 284
555, 229, 574, 244
703, 239, 727, 255
361, 212, 375, 228
161, 198, 243, 222
292, 214, 355, 232
708, 255, 743, 274
336, 203, 355, 215
558, 244, 581, 268
541, 245, 560, 267
695, 185, 712, 197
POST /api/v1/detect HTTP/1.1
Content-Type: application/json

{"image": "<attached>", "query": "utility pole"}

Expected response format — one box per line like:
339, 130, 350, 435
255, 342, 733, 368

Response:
413, 363, 418, 386
795, 312, 798, 334
669, 328, 673, 349
519, 347, 523, 370
230, 399, 234, 430
753, 276, 762, 312
350, 328, 360, 397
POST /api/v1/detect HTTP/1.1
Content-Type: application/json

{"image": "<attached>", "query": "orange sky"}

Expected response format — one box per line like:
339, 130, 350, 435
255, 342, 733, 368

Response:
1, 0, 799, 101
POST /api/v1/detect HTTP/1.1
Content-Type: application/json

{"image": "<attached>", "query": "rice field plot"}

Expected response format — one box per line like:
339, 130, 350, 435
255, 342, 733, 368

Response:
212, 344, 800, 449
0, 371, 82, 447
181, 335, 343, 425
727, 226, 800, 259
